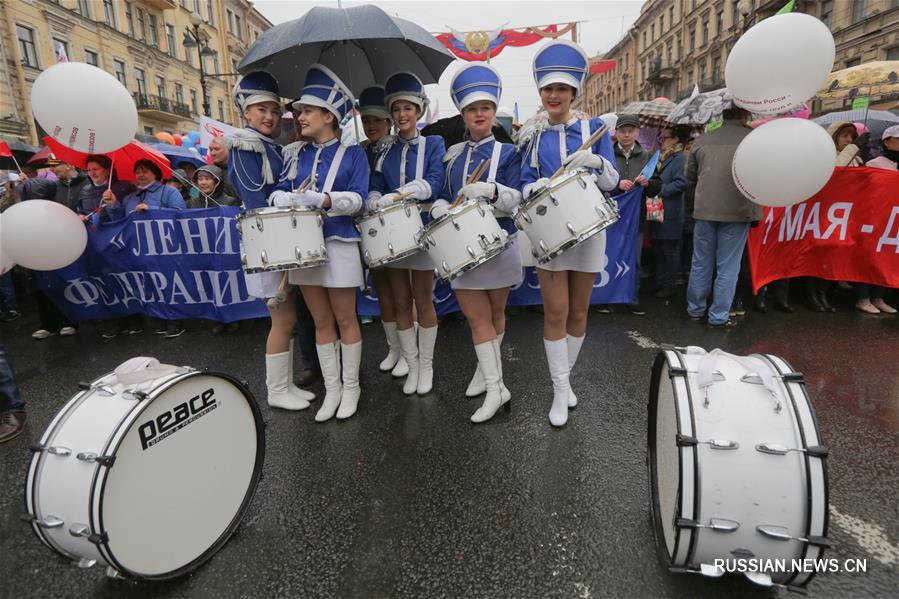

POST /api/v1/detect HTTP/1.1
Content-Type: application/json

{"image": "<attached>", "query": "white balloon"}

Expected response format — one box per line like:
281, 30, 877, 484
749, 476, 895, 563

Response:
732, 118, 836, 208
725, 13, 835, 116
599, 112, 618, 131
31, 62, 137, 153
0, 215, 14, 274
1, 200, 87, 270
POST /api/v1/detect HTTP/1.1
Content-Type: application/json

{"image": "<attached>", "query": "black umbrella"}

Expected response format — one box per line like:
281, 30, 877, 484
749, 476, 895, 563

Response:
0, 140, 38, 171
237, 4, 456, 99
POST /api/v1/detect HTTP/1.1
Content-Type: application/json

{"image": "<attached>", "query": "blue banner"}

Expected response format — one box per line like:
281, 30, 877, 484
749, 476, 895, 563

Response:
357, 187, 640, 316
37, 207, 269, 324
38, 189, 639, 323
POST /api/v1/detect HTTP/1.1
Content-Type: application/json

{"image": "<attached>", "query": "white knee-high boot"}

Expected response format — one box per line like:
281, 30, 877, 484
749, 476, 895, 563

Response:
416, 325, 438, 395
314, 341, 342, 422
266, 351, 311, 411
397, 326, 420, 395
566, 334, 585, 408
288, 340, 316, 401
379, 322, 401, 372
337, 341, 362, 420
493, 336, 511, 402
470, 340, 510, 423
465, 331, 504, 397
544, 338, 570, 427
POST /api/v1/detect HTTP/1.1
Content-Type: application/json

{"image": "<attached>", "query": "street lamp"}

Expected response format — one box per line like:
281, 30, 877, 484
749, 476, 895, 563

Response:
739, 0, 753, 33
182, 11, 217, 116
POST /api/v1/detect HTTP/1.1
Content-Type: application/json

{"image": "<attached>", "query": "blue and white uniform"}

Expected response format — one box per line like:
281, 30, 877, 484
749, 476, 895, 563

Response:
227, 71, 284, 298
268, 64, 368, 289
520, 41, 619, 273
368, 72, 446, 271
431, 63, 523, 290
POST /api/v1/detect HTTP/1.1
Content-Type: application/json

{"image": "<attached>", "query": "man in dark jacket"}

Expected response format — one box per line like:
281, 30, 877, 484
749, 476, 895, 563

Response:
75, 155, 135, 218
17, 165, 57, 201
50, 161, 90, 210
685, 108, 761, 328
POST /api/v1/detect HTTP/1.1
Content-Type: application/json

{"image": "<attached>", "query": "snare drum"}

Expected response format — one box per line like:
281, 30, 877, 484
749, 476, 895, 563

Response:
23, 362, 264, 580
514, 169, 619, 265
648, 346, 828, 590
237, 206, 327, 273
355, 200, 424, 268
418, 200, 510, 281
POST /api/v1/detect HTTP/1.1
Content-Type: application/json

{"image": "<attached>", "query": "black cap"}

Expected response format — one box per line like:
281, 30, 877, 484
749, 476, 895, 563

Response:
616, 114, 640, 129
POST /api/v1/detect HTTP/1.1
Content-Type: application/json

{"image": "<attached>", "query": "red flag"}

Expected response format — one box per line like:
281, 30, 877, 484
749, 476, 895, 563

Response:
589, 61, 616, 75
0, 142, 12, 158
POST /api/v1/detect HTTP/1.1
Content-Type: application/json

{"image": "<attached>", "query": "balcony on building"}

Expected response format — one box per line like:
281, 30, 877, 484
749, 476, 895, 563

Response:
647, 59, 675, 84
145, 0, 178, 10
133, 93, 193, 122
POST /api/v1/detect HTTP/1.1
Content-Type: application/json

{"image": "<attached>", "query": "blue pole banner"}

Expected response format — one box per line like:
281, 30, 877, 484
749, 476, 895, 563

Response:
357, 187, 640, 316
36, 207, 269, 324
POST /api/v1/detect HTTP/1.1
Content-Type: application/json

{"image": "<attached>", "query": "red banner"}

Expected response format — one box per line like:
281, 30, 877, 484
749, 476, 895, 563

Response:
435, 23, 575, 62
748, 167, 899, 293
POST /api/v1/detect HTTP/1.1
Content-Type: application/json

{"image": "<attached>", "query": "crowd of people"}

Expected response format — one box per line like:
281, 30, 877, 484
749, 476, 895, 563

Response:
1, 37, 897, 442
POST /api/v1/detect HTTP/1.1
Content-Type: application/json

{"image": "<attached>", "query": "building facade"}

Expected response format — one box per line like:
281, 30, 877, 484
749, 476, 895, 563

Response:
582, 0, 899, 116
0, 0, 272, 145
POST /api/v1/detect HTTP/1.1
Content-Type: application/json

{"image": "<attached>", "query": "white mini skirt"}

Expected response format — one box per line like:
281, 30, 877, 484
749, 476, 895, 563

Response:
538, 230, 606, 273
451, 235, 524, 291
289, 239, 364, 288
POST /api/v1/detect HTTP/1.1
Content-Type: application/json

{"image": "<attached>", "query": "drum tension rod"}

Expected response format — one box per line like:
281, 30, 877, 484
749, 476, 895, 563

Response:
69, 524, 109, 545
756, 525, 830, 547
755, 443, 828, 458
76, 452, 117, 467
676, 435, 738, 450
677, 517, 740, 532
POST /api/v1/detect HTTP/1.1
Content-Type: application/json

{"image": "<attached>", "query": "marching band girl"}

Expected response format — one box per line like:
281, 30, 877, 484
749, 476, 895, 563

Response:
430, 64, 522, 423
357, 86, 408, 380
368, 73, 446, 396
227, 72, 316, 412
519, 41, 620, 427
269, 65, 370, 422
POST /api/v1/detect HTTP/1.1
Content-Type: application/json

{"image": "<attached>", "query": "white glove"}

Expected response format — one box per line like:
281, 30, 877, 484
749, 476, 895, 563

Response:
562, 150, 605, 171
459, 181, 496, 202
430, 199, 450, 220
269, 191, 294, 207
374, 193, 400, 209
396, 179, 430, 200
525, 177, 551, 198
295, 190, 326, 208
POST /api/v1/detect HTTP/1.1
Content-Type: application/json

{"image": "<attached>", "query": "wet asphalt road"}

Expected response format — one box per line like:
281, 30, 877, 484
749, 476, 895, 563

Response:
0, 291, 896, 599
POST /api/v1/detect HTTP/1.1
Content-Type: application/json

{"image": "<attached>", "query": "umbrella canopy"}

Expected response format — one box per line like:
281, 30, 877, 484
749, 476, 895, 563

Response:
817, 61, 899, 99
44, 137, 172, 183
666, 88, 734, 125
0, 140, 38, 170
237, 4, 455, 98
619, 99, 676, 126
813, 109, 899, 140
153, 142, 206, 169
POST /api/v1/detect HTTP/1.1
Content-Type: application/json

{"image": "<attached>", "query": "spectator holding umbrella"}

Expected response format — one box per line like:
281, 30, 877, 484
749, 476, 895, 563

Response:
648, 125, 690, 299
96, 159, 186, 339
75, 155, 135, 219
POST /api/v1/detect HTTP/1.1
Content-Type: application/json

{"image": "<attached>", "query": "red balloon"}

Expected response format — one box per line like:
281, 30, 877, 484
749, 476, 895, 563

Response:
653, 97, 671, 102
171, 134, 183, 146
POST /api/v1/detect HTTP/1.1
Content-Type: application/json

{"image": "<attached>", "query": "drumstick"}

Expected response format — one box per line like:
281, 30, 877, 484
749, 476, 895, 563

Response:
451, 159, 491, 208
391, 190, 417, 203
550, 124, 610, 181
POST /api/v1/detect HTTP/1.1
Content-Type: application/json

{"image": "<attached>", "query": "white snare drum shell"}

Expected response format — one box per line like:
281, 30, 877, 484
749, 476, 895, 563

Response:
420, 200, 509, 281
356, 201, 423, 267
238, 207, 327, 273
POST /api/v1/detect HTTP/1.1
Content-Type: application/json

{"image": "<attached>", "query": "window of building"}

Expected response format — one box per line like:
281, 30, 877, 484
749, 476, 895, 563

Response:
820, 0, 833, 27
235, 14, 242, 39
77, 0, 91, 18
669, 6, 675, 25
84, 49, 99, 66
124, 2, 134, 36
144, 126, 154, 135
52, 38, 69, 62
642, 31, 647, 50
851, 0, 867, 24
712, 52, 721, 82
845, 58, 861, 68
148, 14, 159, 46
651, 23, 655, 41
16, 25, 38, 68
103, 0, 116, 28
717, 11, 724, 35
174, 83, 185, 106
666, 43, 672, 63
194, 0, 202, 18
218, 99, 225, 121
212, 55, 220, 75
166, 24, 176, 57
156, 75, 167, 99
887, 46, 899, 61
689, 26, 695, 50
676, 34, 681, 59
732, 0, 741, 29
227, 9, 234, 34
190, 89, 199, 114
206, 0, 215, 26
137, 8, 146, 41
701, 15, 709, 46
660, 14, 664, 33
186, 44, 195, 67
135, 67, 147, 95
114, 59, 127, 85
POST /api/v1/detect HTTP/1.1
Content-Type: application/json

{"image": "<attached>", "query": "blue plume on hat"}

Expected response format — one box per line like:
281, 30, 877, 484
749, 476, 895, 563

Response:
450, 64, 502, 111
384, 72, 428, 112
533, 40, 589, 92
233, 71, 280, 109
292, 64, 355, 122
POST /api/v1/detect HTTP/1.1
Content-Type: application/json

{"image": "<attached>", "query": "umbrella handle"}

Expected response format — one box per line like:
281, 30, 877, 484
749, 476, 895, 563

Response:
108, 154, 115, 192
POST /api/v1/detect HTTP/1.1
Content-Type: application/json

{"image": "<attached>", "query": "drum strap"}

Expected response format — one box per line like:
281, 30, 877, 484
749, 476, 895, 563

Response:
580, 119, 591, 147
487, 143, 502, 182
114, 357, 181, 386
321, 145, 346, 194
696, 349, 778, 396
398, 136, 427, 186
